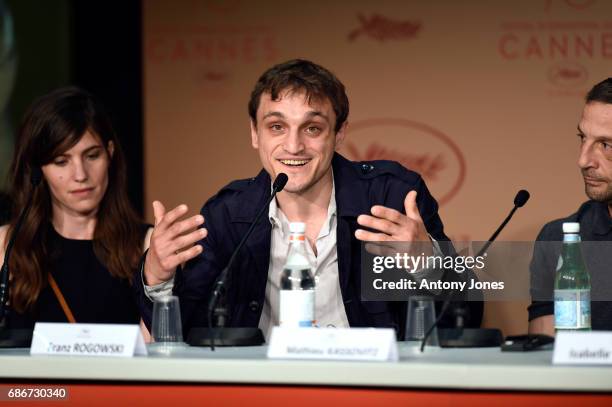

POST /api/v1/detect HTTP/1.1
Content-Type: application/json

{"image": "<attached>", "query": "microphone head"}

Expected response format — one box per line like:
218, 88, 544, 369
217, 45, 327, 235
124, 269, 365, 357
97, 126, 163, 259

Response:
30, 167, 42, 187
272, 173, 288, 192
514, 189, 530, 208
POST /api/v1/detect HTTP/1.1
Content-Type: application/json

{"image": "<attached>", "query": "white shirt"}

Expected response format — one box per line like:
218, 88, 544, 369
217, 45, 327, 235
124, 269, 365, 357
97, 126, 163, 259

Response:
258, 180, 350, 340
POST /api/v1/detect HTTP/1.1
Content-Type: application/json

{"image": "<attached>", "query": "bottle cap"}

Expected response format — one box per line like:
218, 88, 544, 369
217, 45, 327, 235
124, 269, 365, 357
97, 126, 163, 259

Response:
289, 222, 306, 233
562, 222, 580, 234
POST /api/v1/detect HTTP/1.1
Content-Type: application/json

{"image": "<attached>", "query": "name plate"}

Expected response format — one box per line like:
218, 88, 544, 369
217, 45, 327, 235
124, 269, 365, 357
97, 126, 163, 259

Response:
30, 323, 147, 357
553, 331, 612, 365
267, 327, 398, 362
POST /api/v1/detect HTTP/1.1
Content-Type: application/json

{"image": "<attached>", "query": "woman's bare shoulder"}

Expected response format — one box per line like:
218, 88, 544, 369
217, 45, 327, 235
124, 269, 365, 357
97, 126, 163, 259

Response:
0, 225, 8, 264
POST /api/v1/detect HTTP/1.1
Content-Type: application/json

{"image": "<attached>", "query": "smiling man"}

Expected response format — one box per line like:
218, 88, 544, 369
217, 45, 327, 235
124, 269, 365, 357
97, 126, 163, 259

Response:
529, 78, 612, 334
137, 59, 482, 339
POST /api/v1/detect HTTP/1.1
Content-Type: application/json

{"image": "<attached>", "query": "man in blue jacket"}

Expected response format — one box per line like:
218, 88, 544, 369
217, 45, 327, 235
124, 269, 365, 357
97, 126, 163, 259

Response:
137, 59, 481, 338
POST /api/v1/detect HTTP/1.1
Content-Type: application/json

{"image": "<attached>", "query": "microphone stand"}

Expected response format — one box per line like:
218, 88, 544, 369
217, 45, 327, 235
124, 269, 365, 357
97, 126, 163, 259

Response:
187, 174, 288, 349
420, 190, 530, 350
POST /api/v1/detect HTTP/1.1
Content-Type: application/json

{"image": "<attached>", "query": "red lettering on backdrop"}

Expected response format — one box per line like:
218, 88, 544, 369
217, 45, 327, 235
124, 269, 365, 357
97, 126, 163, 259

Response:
242, 36, 256, 63
498, 33, 612, 60
526, 36, 544, 58
170, 39, 189, 61
499, 34, 519, 59
146, 25, 279, 97
498, 1, 608, 93
575, 35, 594, 58
262, 36, 278, 61
193, 38, 214, 60
147, 36, 279, 64
217, 38, 237, 61
603, 33, 612, 57
549, 35, 568, 58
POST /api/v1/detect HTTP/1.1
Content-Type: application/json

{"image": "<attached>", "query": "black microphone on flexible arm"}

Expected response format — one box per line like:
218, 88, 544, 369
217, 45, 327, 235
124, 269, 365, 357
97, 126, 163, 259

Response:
475, 189, 530, 258
419, 189, 530, 351
0, 168, 43, 348
186, 173, 289, 349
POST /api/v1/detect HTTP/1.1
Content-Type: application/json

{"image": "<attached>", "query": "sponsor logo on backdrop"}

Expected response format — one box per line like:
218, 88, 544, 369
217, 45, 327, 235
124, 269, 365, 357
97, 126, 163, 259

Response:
348, 13, 421, 42
548, 61, 589, 87
498, 0, 610, 97
340, 118, 466, 206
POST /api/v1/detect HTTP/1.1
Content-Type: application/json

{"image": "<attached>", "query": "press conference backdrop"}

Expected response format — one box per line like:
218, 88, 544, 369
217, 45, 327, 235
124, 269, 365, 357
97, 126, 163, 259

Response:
143, 0, 612, 335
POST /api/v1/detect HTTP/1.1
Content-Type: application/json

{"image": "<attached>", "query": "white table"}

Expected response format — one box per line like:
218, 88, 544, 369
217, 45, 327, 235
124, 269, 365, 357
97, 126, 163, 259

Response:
1, 343, 610, 405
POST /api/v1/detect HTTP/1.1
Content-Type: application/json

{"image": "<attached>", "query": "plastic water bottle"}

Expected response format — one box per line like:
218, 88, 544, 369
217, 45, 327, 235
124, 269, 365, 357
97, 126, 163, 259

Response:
554, 222, 591, 331
279, 222, 315, 327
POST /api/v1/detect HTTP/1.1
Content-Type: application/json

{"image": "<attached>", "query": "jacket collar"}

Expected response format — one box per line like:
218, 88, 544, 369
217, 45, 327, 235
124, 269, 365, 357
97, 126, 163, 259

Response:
592, 201, 612, 236
228, 152, 368, 222
228, 170, 271, 223
332, 153, 370, 218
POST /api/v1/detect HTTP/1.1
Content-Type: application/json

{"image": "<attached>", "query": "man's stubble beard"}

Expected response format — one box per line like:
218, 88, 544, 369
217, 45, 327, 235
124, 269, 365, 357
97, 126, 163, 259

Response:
584, 183, 612, 205
282, 167, 332, 196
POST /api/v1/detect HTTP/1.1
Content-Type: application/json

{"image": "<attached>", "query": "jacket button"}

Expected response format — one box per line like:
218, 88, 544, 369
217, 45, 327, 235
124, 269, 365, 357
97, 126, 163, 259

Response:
249, 300, 260, 312
361, 163, 373, 174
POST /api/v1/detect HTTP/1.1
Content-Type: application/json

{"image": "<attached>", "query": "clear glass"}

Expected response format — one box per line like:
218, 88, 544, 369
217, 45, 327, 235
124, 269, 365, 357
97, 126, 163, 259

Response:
149, 296, 187, 354
405, 296, 439, 346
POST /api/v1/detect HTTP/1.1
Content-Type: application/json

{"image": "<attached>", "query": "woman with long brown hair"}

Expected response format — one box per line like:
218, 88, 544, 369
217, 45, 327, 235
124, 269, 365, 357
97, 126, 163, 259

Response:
0, 86, 149, 327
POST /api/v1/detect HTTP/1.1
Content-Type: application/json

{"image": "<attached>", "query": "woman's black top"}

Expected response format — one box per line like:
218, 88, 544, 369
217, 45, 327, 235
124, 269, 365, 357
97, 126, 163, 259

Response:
7, 226, 141, 329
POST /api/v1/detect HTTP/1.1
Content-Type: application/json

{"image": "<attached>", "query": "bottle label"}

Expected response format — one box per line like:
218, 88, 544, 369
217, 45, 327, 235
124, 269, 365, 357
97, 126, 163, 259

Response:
279, 290, 315, 328
554, 289, 591, 329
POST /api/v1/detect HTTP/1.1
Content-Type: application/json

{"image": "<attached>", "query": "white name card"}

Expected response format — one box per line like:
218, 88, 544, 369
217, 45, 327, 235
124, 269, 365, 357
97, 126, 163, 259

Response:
30, 323, 147, 357
267, 327, 398, 362
553, 331, 612, 365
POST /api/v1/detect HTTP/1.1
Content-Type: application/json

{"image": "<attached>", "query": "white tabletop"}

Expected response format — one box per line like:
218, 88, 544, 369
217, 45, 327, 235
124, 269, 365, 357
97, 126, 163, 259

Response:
1, 343, 611, 392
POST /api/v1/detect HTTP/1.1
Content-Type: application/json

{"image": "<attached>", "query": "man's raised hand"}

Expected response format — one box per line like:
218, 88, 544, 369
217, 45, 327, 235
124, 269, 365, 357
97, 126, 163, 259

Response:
144, 201, 207, 286
355, 191, 429, 242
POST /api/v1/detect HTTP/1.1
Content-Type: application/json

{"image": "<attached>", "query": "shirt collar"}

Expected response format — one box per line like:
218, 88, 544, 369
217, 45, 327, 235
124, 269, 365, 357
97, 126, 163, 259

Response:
320, 180, 337, 239
268, 195, 287, 235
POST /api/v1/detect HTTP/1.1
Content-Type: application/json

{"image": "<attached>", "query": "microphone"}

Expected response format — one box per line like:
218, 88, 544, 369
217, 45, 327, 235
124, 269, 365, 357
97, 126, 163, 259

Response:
475, 190, 530, 258
420, 189, 530, 351
0, 168, 42, 347
208, 173, 288, 319
187, 173, 288, 349
272, 173, 289, 191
